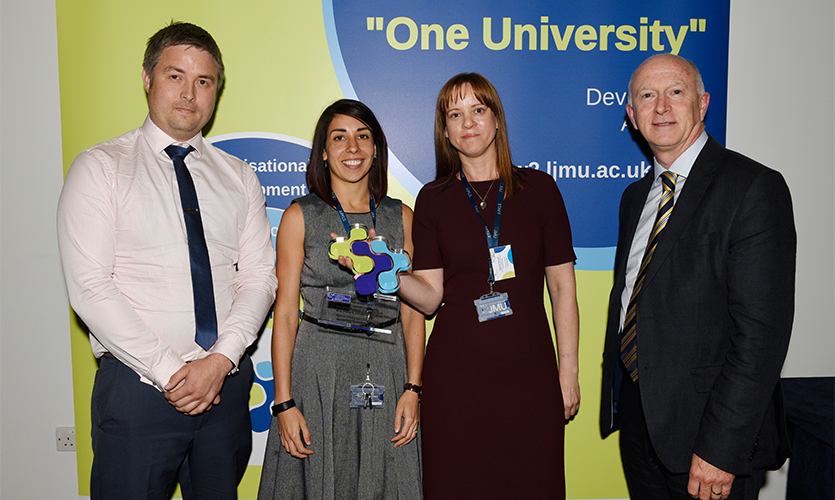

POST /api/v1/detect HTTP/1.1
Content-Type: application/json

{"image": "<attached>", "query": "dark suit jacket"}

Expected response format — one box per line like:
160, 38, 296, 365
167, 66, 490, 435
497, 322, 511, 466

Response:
599, 135, 796, 476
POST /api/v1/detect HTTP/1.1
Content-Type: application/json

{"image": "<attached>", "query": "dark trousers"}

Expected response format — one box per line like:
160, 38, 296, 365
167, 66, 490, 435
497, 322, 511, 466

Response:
90, 355, 254, 500
619, 374, 765, 500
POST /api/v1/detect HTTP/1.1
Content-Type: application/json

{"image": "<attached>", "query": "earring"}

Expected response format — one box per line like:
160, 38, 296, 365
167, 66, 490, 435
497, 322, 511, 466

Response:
324, 159, 329, 169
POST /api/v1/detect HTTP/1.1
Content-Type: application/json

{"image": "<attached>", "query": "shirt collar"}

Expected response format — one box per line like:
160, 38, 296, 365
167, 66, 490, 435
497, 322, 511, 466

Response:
141, 115, 205, 159
652, 131, 708, 181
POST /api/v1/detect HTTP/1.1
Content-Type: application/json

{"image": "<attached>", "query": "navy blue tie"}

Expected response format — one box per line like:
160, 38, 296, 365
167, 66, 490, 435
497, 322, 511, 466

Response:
165, 144, 218, 350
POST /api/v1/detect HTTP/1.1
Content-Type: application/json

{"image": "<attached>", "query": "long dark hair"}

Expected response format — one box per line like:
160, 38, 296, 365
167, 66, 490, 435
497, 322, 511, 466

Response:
307, 99, 388, 206
434, 73, 521, 196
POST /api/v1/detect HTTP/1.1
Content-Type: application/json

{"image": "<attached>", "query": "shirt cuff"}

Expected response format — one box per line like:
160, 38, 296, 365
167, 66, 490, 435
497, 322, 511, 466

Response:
147, 351, 187, 392
209, 335, 245, 375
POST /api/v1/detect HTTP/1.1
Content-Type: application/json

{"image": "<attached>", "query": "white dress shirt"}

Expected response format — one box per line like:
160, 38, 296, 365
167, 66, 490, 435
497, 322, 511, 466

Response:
58, 116, 277, 390
619, 132, 708, 328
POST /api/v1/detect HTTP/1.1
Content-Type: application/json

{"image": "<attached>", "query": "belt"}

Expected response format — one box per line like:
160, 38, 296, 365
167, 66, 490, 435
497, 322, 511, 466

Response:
300, 312, 398, 336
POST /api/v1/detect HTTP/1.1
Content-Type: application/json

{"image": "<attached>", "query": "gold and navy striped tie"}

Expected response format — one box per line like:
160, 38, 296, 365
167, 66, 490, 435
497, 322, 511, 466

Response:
620, 170, 678, 381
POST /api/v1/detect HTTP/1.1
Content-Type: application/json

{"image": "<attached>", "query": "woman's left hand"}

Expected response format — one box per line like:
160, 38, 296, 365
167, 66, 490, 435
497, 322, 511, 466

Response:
560, 370, 580, 421
391, 390, 420, 447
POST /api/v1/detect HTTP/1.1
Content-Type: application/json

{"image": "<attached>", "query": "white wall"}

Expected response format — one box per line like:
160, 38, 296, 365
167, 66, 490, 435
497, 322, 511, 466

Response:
0, 0, 81, 499
1, 0, 831, 499
727, 0, 835, 378
726, 1, 835, 497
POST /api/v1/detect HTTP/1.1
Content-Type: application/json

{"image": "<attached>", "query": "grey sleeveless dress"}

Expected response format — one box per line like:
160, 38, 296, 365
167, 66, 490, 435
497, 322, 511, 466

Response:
258, 194, 423, 500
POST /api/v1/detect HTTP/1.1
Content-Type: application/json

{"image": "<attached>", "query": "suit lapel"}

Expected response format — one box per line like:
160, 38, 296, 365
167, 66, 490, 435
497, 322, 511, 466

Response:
642, 136, 724, 288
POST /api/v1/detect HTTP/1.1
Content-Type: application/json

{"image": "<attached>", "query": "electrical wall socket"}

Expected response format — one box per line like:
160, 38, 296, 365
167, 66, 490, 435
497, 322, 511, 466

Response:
56, 426, 76, 452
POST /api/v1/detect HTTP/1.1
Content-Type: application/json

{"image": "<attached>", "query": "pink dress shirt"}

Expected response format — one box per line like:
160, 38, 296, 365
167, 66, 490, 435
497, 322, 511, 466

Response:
58, 116, 277, 391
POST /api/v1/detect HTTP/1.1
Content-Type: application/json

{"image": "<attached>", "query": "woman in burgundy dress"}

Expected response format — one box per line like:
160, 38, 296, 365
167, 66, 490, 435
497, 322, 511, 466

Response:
398, 73, 580, 499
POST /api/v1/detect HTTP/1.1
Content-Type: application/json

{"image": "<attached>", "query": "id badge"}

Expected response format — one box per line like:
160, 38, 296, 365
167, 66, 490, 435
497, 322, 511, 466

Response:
489, 245, 516, 281
350, 383, 385, 408
474, 292, 513, 322
326, 291, 351, 309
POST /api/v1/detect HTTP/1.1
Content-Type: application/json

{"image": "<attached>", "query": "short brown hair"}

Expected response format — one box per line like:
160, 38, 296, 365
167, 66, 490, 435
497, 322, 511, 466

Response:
143, 21, 224, 92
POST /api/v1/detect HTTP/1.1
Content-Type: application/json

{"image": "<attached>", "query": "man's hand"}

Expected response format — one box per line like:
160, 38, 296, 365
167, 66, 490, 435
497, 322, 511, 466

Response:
688, 453, 735, 500
164, 353, 234, 415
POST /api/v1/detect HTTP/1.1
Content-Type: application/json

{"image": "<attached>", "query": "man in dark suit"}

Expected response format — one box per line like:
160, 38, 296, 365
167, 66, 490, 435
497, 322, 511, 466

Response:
600, 54, 795, 500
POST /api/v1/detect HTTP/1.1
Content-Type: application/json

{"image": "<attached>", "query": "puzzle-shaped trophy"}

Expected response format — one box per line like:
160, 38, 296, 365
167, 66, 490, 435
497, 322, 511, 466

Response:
328, 224, 411, 296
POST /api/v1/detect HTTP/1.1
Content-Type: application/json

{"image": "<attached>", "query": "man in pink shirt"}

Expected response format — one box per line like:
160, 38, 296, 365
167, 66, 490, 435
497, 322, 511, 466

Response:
57, 21, 277, 499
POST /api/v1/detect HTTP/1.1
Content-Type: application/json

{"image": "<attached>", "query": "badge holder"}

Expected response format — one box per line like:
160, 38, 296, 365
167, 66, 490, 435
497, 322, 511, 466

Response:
474, 280, 513, 323
350, 364, 385, 409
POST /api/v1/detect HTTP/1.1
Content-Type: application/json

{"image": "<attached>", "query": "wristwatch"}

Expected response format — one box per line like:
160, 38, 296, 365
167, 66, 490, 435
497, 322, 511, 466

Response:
403, 382, 422, 400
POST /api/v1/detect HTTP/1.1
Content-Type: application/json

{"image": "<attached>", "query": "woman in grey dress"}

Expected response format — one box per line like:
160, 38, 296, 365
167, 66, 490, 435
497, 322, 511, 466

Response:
258, 99, 424, 499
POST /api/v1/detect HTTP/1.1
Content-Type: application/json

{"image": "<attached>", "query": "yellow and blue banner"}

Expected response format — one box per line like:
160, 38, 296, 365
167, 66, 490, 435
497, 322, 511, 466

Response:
57, 1, 730, 498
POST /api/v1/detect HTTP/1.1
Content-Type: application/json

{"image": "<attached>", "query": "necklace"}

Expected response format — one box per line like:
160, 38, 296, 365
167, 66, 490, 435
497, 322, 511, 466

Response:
470, 179, 496, 210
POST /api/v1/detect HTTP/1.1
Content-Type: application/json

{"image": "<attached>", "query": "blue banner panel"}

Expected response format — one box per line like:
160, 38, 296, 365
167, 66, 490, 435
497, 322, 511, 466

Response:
326, 0, 730, 255
213, 133, 313, 249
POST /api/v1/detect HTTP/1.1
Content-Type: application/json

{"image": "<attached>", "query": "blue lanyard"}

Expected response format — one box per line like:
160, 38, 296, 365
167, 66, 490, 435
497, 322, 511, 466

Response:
460, 171, 504, 282
330, 189, 376, 235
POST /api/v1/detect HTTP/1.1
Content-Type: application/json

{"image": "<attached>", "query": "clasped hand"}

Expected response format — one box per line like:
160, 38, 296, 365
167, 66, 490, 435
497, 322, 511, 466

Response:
164, 353, 233, 415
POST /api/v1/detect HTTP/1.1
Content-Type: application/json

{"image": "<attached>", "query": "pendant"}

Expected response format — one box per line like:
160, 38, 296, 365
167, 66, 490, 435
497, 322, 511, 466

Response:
479, 201, 487, 210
